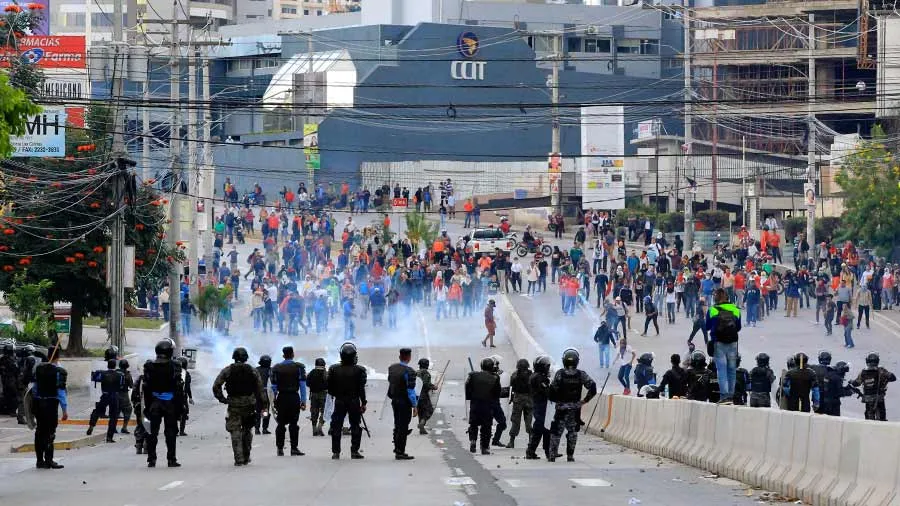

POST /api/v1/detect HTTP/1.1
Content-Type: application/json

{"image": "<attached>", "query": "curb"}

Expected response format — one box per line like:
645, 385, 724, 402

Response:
10, 434, 106, 454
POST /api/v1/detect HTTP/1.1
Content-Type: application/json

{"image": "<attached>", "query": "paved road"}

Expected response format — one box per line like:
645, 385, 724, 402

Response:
0, 210, 775, 506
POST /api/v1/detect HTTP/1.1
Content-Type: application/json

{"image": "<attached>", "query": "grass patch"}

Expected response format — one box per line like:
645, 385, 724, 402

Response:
83, 316, 165, 330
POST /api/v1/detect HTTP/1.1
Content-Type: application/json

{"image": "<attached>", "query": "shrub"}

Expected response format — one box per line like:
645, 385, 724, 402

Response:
696, 210, 730, 231
658, 212, 685, 233
783, 217, 806, 239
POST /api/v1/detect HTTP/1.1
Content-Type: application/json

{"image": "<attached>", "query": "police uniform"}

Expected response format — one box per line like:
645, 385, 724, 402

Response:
87, 361, 124, 441
32, 355, 67, 469
548, 350, 596, 462
131, 373, 148, 454
852, 363, 897, 421
506, 359, 533, 448
748, 366, 775, 407
466, 364, 501, 454
0, 345, 19, 415
117, 362, 134, 434
212, 351, 264, 466
17, 351, 40, 423
526, 356, 552, 460
782, 356, 820, 413
306, 360, 328, 436
387, 359, 417, 457
326, 355, 367, 458
142, 343, 184, 467
416, 359, 436, 434
271, 354, 308, 455
255, 359, 272, 434
820, 366, 853, 416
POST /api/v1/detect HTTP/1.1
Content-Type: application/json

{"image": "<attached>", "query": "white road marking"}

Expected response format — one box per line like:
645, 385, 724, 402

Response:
436, 439, 445, 445
569, 478, 612, 487
445, 477, 477, 486
158, 481, 184, 491
453, 467, 464, 476
504, 479, 529, 488
444, 381, 459, 386
463, 484, 478, 496
436, 420, 444, 425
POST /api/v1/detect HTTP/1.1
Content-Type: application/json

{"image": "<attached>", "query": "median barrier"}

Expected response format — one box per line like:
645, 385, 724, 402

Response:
723, 406, 769, 483
497, 294, 546, 364
705, 403, 736, 474
685, 401, 717, 469
643, 399, 676, 455
780, 412, 812, 493
795, 414, 844, 504
665, 399, 693, 461
820, 418, 863, 505
844, 420, 900, 506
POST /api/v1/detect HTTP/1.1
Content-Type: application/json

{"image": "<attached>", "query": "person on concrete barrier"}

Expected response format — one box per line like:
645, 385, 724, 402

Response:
416, 358, 437, 435
18, 345, 42, 424
782, 353, 820, 413
87, 359, 123, 443
733, 354, 750, 406
488, 355, 509, 447
705, 287, 741, 405
821, 361, 855, 417
212, 347, 265, 466
254, 355, 273, 435
131, 364, 148, 455
327, 342, 367, 459
175, 356, 193, 436
271, 346, 308, 456
116, 359, 134, 434
526, 355, 552, 460
633, 353, 656, 396
0, 343, 20, 416
506, 358, 532, 448
387, 347, 417, 460
749, 353, 775, 408
31, 345, 67, 469
809, 351, 832, 414
685, 351, 712, 402
466, 357, 501, 455
851, 352, 897, 421
658, 354, 686, 398
307, 357, 328, 437
548, 349, 596, 462
142, 338, 184, 467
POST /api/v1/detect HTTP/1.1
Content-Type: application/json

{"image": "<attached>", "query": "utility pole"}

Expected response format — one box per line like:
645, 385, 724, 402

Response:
550, 33, 561, 216
711, 37, 719, 211
682, 5, 694, 249
107, 0, 126, 351
167, 3, 182, 349
306, 32, 315, 192
654, 121, 660, 212
741, 135, 747, 227
806, 14, 817, 251
187, 48, 198, 299
201, 51, 215, 278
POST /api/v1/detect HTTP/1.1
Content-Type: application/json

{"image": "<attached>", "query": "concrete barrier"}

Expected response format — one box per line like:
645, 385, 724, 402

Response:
497, 294, 546, 365
585, 394, 900, 506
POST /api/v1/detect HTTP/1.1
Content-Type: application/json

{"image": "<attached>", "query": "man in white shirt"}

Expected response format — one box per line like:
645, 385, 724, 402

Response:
510, 258, 523, 293
447, 194, 456, 220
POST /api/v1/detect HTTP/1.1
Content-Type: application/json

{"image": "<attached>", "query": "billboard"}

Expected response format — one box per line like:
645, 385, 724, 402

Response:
581, 105, 625, 210
304, 123, 319, 170
11, 107, 66, 157
11, 36, 86, 69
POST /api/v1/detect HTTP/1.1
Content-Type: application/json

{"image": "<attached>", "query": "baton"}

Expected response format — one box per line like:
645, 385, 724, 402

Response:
583, 371, 611, 434
431, 360, 452, 409
360, 412, 372, 438
464, 357, 475, 421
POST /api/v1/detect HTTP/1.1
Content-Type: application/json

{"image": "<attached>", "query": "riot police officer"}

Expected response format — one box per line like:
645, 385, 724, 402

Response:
416, 358, 437, 435
116, 359, 134, 434
782, 352, 820, 413
851, 353, 897, 420
141, 338, 184, 468
685, 351, 712, 402
506, 358, 532, 448
488, 355, 508, 447
548, 348, 597, 462
820, 361, 854, 416
86, 359, 123, 442
175, 356, 193, 436
748, 353, 775, 408
526, 355, 552, 460
212, 347, 265, 466
0, 343, 19, 415
17, 344, 41, 424
809, 351, 832, 414
466, 357, 501, 455
307, 358, 328, 437
131, 364, 148, 455
326, 342, 367, 460
387, 347, 417, 460
255, 355, 273, 435
270, 346, 307, 456
31, 345, 67, 469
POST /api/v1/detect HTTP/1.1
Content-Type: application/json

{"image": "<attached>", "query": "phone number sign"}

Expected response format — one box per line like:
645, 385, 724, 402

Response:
12, 108, 66, 158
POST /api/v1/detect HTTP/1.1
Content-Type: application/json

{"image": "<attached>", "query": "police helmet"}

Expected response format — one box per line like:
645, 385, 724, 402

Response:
515, 358, 529, 371
818, 351, 832, 366
258, 355, 272, 367
339, 342, 358, 365
2, 343, 13, 355
314, 357, 326, 367
690, 351, 707, 369
787, 356, 797, 369
23, 344, 35, 355
107, 359, 117, 369
562, 348, 580, 368
756, 353, 770, 367
232, 347, 249, 363
118, 359, 130, 370
637, 353, 654, 366
176, 356, 189, 369
834, 361, 850, 376
104, 345, 119, 362
866, 352, 880, 367
795, 352, 809, 368
154, 339, 175, 359
688, 342, 696, 354
480, 357, 495, 372
418, 358, 431, 370
533, 355, 551, 374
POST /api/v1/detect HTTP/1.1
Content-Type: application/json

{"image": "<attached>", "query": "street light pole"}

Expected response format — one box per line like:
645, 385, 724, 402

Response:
550, 33, 562, 216
806, 14, 817, 251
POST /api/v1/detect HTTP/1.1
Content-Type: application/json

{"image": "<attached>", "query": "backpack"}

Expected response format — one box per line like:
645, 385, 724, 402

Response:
714, 305, 738, 341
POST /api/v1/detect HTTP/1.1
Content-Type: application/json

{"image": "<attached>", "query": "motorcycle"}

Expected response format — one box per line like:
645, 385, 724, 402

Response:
516, 236, 552, 258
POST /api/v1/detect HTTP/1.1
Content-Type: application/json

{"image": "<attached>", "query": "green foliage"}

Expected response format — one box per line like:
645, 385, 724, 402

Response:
20, 316, 49, 346
4, 272, 53, 323
782, 217, 806, 240
404, 211, 439, 251
834, 125, 900, 257
616, 202, 658, 226
1, 4, 47, 97
816, 217, 842, 242
196, 284, 233, 330
0, 73, 41, 158
657, 212, 685, 233
696, 210, 730, 231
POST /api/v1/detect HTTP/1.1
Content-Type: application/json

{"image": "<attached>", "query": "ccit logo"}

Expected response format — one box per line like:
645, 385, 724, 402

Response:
21, 48, 44, 64
457, 32, 479, 59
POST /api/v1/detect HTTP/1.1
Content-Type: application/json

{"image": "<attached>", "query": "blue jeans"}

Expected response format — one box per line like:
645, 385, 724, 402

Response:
714, 341, 739, 400
746, 302, 758, 325
599, 343, 612, 368
843, 325, 854, 347
181, 313, 192, 335
435, 301, 447, 320
618, 364, 632, 389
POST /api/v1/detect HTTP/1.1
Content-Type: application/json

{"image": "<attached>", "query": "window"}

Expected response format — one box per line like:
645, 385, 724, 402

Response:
281, 6, 297, 13
567, 37, 582, 53
640, 39, 659, 55
583, 38, 611, 53
303, 9, 309, 14
65, 13, 86, 26
316, 9, 322, 15
532, 35, 554, 53
473, 229, 504, 240
238, 59, 252, 70
616, 39, 640, 54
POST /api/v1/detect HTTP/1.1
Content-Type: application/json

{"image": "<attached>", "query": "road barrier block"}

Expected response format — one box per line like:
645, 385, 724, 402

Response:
845, 420, 900, 506
795, 414, 844, 504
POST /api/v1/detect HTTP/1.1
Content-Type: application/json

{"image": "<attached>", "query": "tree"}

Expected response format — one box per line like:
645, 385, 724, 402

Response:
404, 211, 439, 253
195, 284, 232, 330
834, 125, 900, 257
5, 271, 52, 322
0, 3, 47, 97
